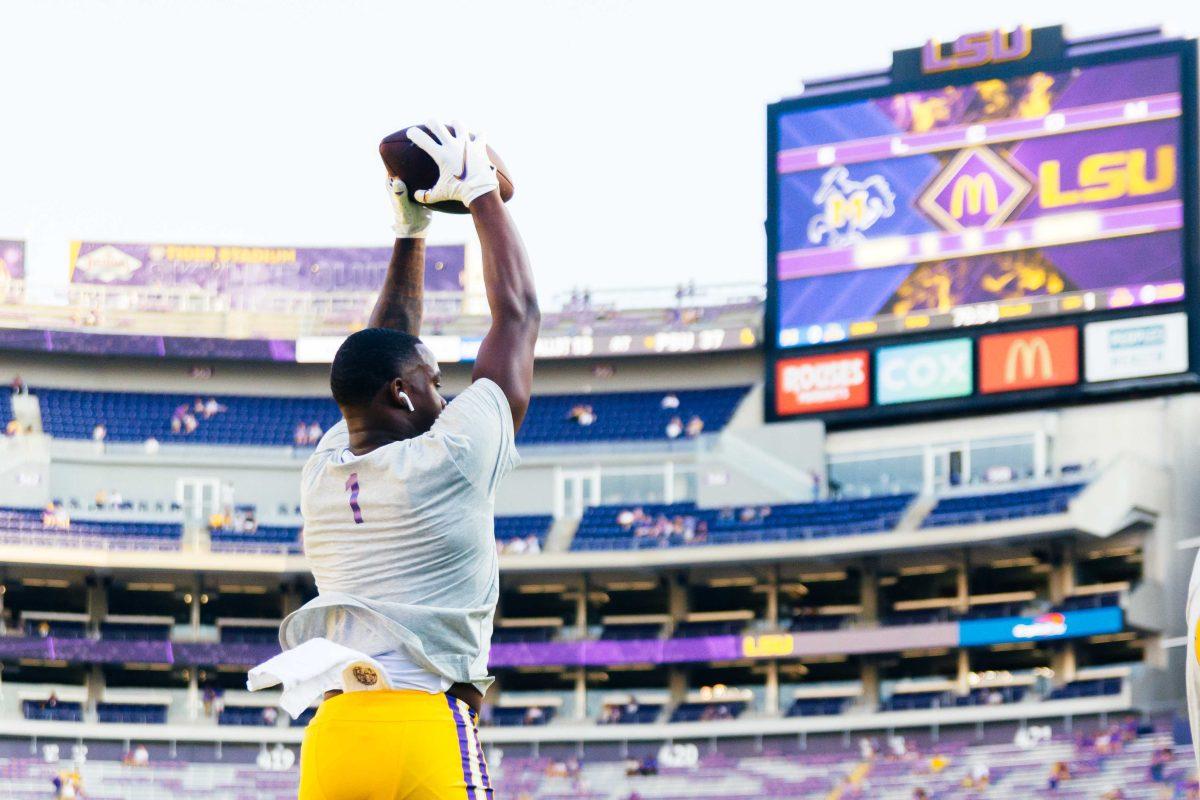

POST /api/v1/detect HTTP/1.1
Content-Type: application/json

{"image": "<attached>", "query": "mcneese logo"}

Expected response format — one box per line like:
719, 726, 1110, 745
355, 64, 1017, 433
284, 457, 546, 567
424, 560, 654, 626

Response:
1004, 336, 1053, 383
807, 166, 896, 247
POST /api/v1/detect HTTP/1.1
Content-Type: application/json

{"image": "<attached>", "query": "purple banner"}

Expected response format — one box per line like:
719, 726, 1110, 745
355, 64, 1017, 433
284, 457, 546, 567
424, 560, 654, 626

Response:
69, 241, 464, 295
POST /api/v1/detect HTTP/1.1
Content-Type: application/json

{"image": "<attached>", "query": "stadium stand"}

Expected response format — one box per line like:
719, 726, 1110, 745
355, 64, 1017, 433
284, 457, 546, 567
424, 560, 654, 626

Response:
571, 495, 914, 550
922, 483, 1085, 527
11, 385, 749, 447
0, 506, 183, 550
0, 723, 1190, 800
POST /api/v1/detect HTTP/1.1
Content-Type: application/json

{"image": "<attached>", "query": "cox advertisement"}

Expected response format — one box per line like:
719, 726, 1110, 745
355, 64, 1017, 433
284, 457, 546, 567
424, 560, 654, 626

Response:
1084, 312, 1189, 382
958, 607, 1123, 647
876, 338, 973, 404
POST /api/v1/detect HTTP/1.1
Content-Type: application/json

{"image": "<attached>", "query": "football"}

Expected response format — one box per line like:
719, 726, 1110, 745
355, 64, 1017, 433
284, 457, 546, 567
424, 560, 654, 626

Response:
379, 125, 515, 214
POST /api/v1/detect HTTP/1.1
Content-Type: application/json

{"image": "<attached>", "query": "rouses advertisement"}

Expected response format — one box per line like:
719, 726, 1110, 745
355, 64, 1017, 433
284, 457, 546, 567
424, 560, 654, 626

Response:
958, 607, 1123, 647
1084, 312, 1189, 382
978, 325, 1078, 394
875, 338, 973, 404
775, 350, 870, 414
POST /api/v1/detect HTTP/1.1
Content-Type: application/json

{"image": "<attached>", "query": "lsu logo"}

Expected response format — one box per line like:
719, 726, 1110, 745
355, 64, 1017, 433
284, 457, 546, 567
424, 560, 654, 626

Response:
922, 26, 1032, 73
1039, 146, 1176, 209
742, 633, 795, 658
807, 166, 896, 246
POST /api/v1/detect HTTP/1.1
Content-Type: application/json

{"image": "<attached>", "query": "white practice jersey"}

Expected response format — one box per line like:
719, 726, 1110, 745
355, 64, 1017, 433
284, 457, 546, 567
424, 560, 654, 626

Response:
279, 378, 520, 693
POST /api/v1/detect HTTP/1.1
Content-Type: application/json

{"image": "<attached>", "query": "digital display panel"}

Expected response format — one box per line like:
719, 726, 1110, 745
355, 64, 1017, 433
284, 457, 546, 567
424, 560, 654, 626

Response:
766, 28, 1200, 425
771, 54, 1185, 349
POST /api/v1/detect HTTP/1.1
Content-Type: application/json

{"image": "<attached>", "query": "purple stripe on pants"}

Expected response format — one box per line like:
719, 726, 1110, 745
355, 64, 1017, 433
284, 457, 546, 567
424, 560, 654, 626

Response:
446, 694, 479, 799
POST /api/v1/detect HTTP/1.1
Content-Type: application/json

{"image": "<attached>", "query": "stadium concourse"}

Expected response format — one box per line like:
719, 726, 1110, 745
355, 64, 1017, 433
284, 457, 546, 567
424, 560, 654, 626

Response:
0, 320, 1197, 797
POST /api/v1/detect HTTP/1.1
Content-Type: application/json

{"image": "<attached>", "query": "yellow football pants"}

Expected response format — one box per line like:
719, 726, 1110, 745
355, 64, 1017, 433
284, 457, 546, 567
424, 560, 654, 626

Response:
298, 690, 493, 800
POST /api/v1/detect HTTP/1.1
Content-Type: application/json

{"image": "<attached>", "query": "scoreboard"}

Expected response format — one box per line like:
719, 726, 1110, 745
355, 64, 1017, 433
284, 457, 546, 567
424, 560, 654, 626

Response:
766, 25, 1199, 424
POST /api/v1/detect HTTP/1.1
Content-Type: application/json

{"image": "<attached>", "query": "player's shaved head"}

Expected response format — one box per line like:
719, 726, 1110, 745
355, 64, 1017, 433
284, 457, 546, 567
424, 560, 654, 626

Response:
330, 328, 425, 408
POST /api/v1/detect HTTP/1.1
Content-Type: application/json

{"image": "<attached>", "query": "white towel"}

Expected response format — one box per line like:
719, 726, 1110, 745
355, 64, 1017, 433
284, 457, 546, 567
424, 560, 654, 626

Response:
246, 637, 392, 719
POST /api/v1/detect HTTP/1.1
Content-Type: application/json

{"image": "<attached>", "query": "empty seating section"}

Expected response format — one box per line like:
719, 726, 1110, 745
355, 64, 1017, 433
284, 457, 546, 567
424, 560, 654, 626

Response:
24, 385, 750, 447
21, 700, 82, 722
492, 626, 558, 644
24, 619, 85, 638
1047, 677, 1124, 700
0, 506, 182, 549
218, 706, 274, 726
99, 622, 171, 641
923, 483, 1085, 527
572, 495, 914, 551
219, 626, 281, 644
668, 701, 746, 723
602, 703, 663, 724
494, 514, 553, 545
95, 702, 167, 724
673, 620, 746, 638
209, 524, 301, 553
787, 697, 850, 717
490, 706, 556, 726
601, 623, 663, 640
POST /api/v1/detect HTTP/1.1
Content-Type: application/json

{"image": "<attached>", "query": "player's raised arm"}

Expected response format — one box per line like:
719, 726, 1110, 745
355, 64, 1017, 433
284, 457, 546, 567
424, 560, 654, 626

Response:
367, 178, 433, 335
407, 120, 540, 430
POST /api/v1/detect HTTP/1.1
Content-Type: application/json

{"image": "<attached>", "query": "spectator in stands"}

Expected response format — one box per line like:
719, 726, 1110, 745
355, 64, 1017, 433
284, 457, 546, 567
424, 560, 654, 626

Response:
91, 422, 106, 449
10, 375, 26, 395
4, 418, 20, 437
524, 705, 545, 725
1149, 746, 1172, 782
307, 420, 324, 443
202, 685, 216, 716
912, 790, 929, 800
144, 436, 159, 455
665, 416, 683, 439
1100, 789, 1125, 800
293, 422, 310, 447
36, 620, 51, 638
1048, 760, 1070, 789
523, 533, 541, 554
964, 762, 990, 788
685, 415, 705, 438
568, 403, 596, 426
262, 706, 278, 726
661, 393, 680, 410
202, 397, 225, 419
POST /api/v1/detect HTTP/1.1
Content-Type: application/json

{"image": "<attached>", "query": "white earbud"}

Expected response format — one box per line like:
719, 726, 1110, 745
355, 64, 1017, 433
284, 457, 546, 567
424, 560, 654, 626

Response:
397, 392, 415, 413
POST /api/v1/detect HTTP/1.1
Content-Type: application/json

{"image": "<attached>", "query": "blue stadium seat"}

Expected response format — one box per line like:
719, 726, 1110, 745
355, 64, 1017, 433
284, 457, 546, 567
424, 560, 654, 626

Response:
923, 484, 1085, 527
15, 385, 750, 447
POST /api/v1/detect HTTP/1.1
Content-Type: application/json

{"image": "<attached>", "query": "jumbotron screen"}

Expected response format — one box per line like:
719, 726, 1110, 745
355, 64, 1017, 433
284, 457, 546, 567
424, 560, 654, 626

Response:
766, 27, 1199, 425
770, 49, 1185, 349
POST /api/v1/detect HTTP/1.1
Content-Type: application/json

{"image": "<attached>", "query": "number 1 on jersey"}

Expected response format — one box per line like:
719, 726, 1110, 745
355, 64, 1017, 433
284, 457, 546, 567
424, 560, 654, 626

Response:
345, 472, 364, 524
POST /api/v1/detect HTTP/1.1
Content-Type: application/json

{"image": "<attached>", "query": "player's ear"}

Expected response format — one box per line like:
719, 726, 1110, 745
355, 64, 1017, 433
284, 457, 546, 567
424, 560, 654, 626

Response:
389, 378, 415, 413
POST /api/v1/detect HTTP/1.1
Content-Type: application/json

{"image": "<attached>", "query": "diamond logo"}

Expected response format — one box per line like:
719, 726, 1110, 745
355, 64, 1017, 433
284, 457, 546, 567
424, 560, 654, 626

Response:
918, 147, 1031, 231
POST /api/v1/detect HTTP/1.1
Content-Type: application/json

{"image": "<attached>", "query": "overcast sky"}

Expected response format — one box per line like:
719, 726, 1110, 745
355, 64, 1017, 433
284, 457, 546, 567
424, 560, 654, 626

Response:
2, 0, 1196, 303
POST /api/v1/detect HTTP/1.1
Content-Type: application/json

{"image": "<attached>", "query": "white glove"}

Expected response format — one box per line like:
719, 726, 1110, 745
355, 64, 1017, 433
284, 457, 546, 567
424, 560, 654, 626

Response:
387, 176, 432, 238
406, 119, 499, 207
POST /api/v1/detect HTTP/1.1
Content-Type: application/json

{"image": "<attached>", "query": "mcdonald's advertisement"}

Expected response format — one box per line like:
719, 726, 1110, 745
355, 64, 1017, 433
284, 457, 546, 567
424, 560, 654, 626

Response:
769, 44, 1187, 351
978, 326, 1078, 394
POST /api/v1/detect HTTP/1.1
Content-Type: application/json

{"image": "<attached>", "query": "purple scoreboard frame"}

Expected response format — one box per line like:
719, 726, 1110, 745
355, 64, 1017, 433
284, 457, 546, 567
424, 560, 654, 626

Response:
765, 26, 1200, 426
